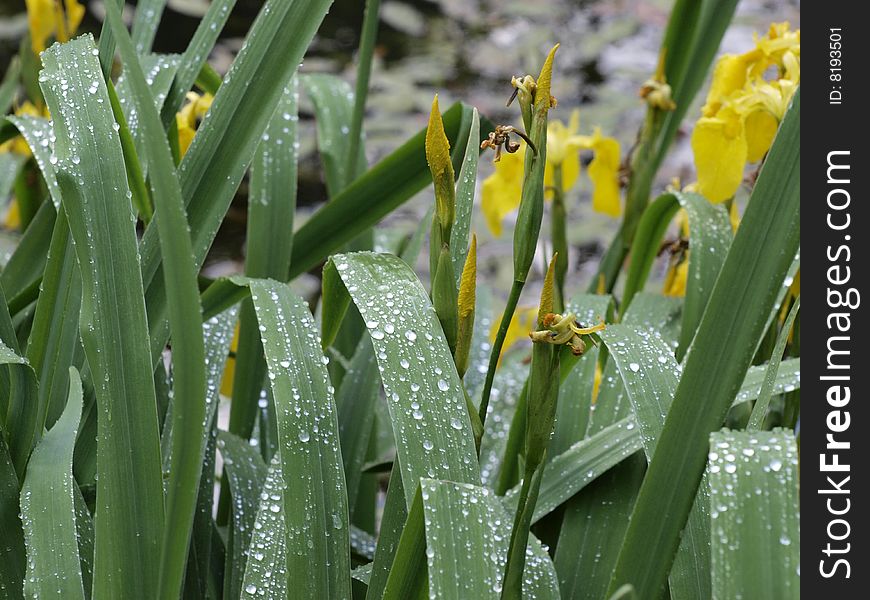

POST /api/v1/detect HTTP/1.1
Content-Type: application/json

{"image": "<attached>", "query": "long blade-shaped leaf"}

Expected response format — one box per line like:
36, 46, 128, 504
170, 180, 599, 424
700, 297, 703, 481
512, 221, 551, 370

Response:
20, 367, 85, 600
505, 417, 642, 523
160, 0, 238, 125
450, 107, 479, 283
0, 428, 25, 597
249, 279, 351, 598
229, 80, 298, 442
601, 324, 711, 600
240, 456, 288, 599
219, 430, 269, 599
708, 429, 799, 597
140, 0, 334, 364
326, 252, 480, 505
0, 335, 39, 473
25, 205, 81, 432
674, 193, 732, 359
104, 4, 210, 596
421, 479, 560, 599
335, 336, 379, 514
554, 292, 680, 600
131, 0, 168, 54
40, 35, 165, 598
301, 74, 367, 194
608, 88, 800, 598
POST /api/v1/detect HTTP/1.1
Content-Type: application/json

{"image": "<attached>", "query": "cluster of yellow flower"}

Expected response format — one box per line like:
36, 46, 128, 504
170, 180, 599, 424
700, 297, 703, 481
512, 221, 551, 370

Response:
692, 22, 800, 203
481, 109, 622, 237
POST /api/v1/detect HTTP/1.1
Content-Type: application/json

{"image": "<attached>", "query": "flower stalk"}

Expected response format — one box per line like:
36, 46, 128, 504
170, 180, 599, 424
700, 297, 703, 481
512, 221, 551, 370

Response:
479, 44, 559, 425
501, 255, 562, 599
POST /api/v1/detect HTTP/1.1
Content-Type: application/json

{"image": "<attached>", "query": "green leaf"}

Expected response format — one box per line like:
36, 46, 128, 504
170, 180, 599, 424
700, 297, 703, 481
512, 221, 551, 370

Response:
608, 88, 800, 598
654, 0, 740, 168
302, 74, 367, 195
0, 203, 52, 311
25, 207, 82, 431
8, 115, 62, 208
450, 107, 480, 284
289, 103, 482, 279
140, 0, 334, 362
708, 429, 799, 598
104, 5, 210, 596
229, 80, 298, 443
0, 334, 39, 474
20, 367, 85, 600
0, 56, 20, 115
336, 337, 379, 515
240, 456, 288, 599
674, 194, 732, 359
0, 428, 25, 598
40, 35, 165, 599
248, 279, 351, 598
600, 324, 710, 600
553, 292, 679, 600
364, 464, 406, 599
747, 296, 800, 429
160, 0, 238, 125
479, 351, 528, 489
420, 479, 560, 599
115, 53, 180, 170
0, 153, 25, 204
327, 252, 480, 505
131, 0, 168, 53
504, 417, 642, 523
218, 431, 269, 600
381, 488, 427, 600
736, 358, 800, 407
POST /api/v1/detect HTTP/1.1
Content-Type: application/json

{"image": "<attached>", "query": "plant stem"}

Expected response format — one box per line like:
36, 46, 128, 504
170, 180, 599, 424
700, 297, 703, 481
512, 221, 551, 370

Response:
501, 461, 545, 599
550, 167, 568, 311
478, 278, 524, 424
345, 0, 381, 184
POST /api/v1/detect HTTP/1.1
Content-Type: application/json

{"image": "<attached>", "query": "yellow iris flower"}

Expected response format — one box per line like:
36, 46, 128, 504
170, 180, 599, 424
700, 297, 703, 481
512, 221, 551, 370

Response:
481, 109, 622, 237
176, 92, 214, 157
692, 22, 800, 203
26, 0, 86, 55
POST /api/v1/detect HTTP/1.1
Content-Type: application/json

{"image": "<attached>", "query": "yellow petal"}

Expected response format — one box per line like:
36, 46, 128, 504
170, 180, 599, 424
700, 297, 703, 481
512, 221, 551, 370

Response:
663, 258, 689, 297
543, 149, 580, 195
538, 253, 558, 325
458, 235, 477, 319
702, 54, 750, 116
691, 108, 747, 203
535, 44, 560, 111
729, 200, 740, 232
220, 321, 240, 397
588, 130, 621, 217
64, 0, 86, 36
744, 109, 778, 162
425, 95, 455, 231
4, 198, 21, 230
25, 0, 57, 54
176, 117, 196, 158
481, 146, 525, 237
591, 363, 602, 403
